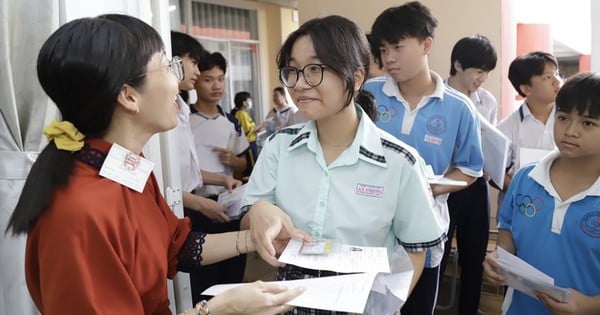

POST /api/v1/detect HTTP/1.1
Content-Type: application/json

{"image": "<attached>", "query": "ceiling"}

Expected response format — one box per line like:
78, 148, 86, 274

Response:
248, 0, 298, 9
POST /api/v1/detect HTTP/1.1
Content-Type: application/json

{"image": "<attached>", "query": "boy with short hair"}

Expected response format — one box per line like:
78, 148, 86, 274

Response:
364, 2, 484, 314
188, 51, 249, 303
497, 51, 561, 207
484, 72, 600, 315
442, 34, 498, 315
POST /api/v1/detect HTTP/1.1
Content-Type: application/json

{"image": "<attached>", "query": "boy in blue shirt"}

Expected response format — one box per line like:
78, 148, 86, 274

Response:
484, 72, 600, 314
364, 2, 484, 314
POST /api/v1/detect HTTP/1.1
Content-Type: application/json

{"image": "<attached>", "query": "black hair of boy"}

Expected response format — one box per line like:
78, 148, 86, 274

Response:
508, 51, 559, 97
369, 1, 438, 66
198, 52, 227, 73
450, 35, 497, 75
556, 72, 600, 118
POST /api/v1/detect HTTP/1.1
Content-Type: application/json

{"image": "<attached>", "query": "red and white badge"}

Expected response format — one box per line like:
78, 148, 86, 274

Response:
99, 143, 154, 193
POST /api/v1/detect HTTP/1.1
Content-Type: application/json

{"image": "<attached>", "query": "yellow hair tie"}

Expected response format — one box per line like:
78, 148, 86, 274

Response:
43, 119, 85, 152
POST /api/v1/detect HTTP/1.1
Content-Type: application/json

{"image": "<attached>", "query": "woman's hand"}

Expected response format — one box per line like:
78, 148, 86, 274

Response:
483, 249, 505, 286
247, 200, 311, 266
538, 289, 599, 315
209, 281, 305, 314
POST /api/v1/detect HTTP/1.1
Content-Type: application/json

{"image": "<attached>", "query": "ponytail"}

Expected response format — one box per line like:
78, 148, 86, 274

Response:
6, 142, 76, 235
356, 89, 377, 122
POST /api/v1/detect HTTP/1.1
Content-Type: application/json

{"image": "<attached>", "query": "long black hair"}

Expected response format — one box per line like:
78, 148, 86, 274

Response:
6, 14, 164, 234
276, 15, 375, 119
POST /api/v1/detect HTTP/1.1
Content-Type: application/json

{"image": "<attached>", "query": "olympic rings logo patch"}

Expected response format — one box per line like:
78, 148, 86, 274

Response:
377, 105, 397, 123
580, 211, 600, 238
512, 194, 544, 218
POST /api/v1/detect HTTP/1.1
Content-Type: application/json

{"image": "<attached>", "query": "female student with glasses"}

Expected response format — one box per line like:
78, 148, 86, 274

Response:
240, 15, 446, 314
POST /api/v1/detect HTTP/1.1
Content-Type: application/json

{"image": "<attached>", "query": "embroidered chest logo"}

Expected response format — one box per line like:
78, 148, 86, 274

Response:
513, 194, 544, 218
356, 183, 384, 198
580, 211, 600, 238
426, 115, 447, 136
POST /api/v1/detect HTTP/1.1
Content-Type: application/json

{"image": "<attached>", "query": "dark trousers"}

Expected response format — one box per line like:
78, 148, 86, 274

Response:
401, 266, 440, 315
184, 203, 246, 305
440, 177, 490, 315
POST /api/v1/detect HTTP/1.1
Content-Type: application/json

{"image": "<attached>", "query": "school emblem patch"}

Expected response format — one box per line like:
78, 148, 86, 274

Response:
426, 115, 447, 136
580, 211, 600, 238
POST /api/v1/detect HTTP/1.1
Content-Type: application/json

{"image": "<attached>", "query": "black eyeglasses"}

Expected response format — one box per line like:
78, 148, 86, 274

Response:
129, 56, 184, 83
280, 64, 327, 88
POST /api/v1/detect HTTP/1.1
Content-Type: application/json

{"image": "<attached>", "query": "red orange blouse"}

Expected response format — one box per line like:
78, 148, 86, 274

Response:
25, 138, 191, 314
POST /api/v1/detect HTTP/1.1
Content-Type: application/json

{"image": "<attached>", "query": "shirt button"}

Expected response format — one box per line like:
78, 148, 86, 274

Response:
319, 201, 325, 207
315, 232, 320, 237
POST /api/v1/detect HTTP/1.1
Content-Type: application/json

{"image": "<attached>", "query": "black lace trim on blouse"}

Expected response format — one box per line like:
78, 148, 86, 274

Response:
75, 144, 106, 170
178, 231, 207, 273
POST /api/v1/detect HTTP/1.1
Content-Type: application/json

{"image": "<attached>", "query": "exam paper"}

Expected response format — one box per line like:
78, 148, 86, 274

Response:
202, 272, 378, 313
217, 184, 246, 217
497, 247, 571, 303
278, 239, 391, 273
424, 165, 467, 187
478, 114, 510, 186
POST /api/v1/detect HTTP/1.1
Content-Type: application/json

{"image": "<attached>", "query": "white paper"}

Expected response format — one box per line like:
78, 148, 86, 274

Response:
202, 273, 378, 313
217, 184, 246, 217
278, 239, 390, 273
497, 247, 571, 303
479, 113, 510, 186
424, 165, 467, 187
519, 147, 552, 170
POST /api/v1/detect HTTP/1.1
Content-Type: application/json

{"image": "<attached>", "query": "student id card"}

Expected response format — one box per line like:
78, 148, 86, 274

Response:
300, 239, 332, 255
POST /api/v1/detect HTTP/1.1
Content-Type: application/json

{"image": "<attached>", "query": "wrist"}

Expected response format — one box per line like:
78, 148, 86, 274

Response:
206, 294, 230, 315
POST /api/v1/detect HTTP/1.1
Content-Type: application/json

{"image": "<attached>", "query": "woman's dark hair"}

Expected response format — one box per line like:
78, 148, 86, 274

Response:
232, 91, 251, 116
276, 15, 374, 116
7, 14, 163, 234
556, 72, 600, 118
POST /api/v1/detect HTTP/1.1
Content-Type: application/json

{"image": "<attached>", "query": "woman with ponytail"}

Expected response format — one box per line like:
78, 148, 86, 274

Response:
240, 15, 446, 314
6, 14, 302, 315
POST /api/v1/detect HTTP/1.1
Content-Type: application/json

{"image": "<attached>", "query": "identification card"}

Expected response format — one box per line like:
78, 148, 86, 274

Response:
300, 239, 332, 255
99, 143, 154, 193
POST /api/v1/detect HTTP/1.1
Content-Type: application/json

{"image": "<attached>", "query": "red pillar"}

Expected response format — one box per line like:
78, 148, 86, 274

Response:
579, 54, 591, 72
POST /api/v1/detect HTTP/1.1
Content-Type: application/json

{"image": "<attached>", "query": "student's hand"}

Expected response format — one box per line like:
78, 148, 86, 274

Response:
196, 197, 230, 223
223, 175, 242, 192
247, 200, 311, 266
537, 289, 596, 315
208, 281, 305, 315
213, 147, 237, 167
483, 249, 505, 286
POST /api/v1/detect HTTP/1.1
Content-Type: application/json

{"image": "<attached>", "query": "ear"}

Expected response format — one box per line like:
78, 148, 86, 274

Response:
117, 84, 142, 114
519, 83, 532, 96
354, 68, 366, 91
453, 60, 463, 73
422, 37, 434, 55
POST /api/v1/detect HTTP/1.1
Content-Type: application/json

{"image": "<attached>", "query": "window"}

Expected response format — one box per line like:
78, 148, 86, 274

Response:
171, 0, 263, 120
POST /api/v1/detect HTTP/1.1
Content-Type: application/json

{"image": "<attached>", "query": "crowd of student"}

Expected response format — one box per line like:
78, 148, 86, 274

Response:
4, 1, 600, 315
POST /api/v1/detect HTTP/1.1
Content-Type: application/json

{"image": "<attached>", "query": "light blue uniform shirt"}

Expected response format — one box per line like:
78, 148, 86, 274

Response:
499, 151, 600, 315
364, 72, 484, 267
242, 107, 446, 253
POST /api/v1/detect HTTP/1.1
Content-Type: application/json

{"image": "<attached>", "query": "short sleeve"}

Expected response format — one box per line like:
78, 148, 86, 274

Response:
453, 104, 484, 177
241, 133, 280, 211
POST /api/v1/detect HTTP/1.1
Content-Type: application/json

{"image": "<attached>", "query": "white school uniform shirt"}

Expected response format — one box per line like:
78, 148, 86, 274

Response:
497, 102, 556, 206
189, 105, 249, 196
242, 107, 446, 253
265, 105, 298, 131
176, 95, 203, 192
470, 87, 498, 125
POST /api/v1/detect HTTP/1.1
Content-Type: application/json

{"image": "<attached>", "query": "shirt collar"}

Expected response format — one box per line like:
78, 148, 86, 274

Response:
190, 104, 226, 120
519, 102, 556, 123
382, 70, 445, 103
529, 150, 600, 199
287, 106, 387, 168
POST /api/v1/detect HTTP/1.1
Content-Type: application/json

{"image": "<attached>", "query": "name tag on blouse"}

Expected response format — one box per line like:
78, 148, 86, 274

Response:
99, 143, 154, 192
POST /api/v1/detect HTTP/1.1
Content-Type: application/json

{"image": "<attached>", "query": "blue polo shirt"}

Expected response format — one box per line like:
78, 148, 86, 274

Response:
242, 107, 446, 254
364, 72, 483, 267
499, 151, 600, 314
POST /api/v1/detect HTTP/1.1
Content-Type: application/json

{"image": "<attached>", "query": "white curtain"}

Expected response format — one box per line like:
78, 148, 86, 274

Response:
0, 0, 59, 314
